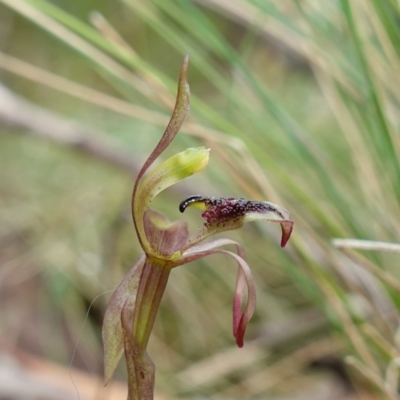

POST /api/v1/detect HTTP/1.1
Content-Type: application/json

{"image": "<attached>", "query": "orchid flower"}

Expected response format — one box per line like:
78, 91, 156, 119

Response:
102, 55, 293, 400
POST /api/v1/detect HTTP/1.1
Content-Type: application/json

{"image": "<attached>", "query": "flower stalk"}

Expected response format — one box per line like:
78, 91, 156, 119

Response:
102, 55, 293, 400
132, 259, 171, 348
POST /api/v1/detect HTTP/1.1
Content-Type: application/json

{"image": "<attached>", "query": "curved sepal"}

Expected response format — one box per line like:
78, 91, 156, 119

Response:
132, 55, 191, 253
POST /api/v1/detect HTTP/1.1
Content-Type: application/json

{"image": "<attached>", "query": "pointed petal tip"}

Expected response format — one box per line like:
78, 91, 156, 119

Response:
103, 364, 117, 388
235, 326, 245, 348
179, 54, 190, 84
180, 246, 254, 350
280, 220, 294, 248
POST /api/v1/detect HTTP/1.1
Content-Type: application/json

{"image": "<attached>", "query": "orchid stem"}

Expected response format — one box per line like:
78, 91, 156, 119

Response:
123, 259, 171, 400
133, 259, 171, 348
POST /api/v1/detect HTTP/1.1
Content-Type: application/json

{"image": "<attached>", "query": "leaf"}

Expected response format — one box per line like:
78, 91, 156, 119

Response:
102, 255, 146, 386
121, 292, 155, 400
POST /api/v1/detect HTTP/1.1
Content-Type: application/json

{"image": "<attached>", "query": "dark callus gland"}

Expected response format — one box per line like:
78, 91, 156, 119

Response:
179, 195, 207, 213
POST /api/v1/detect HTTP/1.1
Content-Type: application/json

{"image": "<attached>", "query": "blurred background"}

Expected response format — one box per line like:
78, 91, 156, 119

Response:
1, 0, 400, 399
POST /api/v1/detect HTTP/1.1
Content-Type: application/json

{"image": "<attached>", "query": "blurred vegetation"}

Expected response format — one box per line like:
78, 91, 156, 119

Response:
1, 0, 400, 399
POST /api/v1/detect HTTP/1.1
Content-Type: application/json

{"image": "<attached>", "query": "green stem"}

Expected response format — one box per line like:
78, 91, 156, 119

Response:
123, 258, 171, 400
133, 259, 171, 347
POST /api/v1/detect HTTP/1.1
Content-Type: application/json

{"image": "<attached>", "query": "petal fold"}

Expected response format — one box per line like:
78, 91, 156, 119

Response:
143, 209, 189, 258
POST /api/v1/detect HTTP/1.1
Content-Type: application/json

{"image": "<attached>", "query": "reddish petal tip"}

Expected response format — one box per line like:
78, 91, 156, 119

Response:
234, 323, 246, 348
280, 221, 294, 248
236, 338, 244, 348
